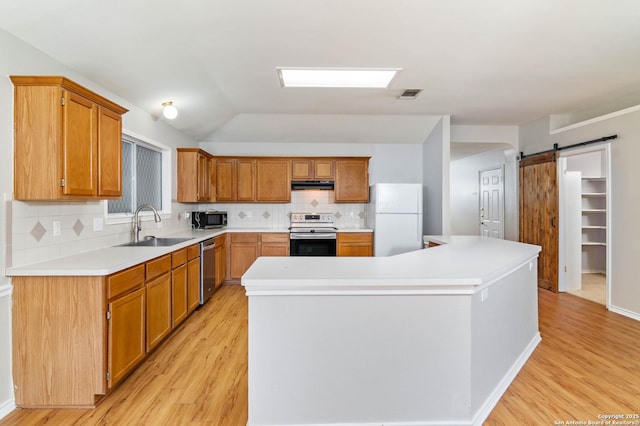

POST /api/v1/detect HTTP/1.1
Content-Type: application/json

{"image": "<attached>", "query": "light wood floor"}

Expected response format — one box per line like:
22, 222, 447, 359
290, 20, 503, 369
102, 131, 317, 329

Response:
2, 284, 640, 425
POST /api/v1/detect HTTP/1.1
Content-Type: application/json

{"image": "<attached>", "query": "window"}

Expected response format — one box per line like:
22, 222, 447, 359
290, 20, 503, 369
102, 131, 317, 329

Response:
106, 131, 171, 222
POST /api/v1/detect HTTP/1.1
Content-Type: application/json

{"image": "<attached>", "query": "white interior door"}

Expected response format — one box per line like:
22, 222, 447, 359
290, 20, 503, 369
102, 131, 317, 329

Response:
479, 167, 504, 239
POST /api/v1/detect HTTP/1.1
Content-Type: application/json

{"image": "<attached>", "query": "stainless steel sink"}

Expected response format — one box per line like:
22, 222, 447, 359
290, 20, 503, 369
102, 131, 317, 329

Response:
118, 237, 193, 247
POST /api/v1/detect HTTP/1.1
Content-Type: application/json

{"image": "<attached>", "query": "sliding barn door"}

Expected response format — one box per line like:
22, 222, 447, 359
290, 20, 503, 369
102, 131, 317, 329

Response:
520, 152, 558, 292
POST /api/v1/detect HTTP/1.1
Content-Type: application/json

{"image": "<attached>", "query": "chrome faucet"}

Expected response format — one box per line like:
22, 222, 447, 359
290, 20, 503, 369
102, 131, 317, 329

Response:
133, 204, 162, 242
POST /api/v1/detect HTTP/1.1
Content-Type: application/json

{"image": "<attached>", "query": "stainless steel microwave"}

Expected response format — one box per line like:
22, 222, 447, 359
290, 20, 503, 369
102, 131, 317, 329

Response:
192, 211, 227, 229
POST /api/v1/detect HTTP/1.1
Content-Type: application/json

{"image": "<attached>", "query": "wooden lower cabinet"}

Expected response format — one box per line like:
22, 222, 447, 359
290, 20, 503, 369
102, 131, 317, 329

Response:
171, 248, 189, 327
337, 232, 373, 256
172, 264, 188, 327
108, 287, 146, 389
229, 232, 290, 280
261, 233, 290, 256
11, 244, 205, 408
146, 272, 172, 352
12, 276, 106, 407
230, 233, 260, 279
187, 244, 201, 313
214, 234, 227, 288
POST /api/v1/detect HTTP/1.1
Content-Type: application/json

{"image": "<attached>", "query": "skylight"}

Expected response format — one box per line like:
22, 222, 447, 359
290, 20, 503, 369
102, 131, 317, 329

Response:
277, 67, 400, 88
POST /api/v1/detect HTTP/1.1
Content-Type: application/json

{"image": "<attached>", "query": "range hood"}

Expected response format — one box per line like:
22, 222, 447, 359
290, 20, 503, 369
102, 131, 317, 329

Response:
291, 180, 335, 190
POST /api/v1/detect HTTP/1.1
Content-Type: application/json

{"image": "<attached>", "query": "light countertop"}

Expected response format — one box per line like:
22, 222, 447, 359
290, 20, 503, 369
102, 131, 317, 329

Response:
5, 227, 372, 277
242, 236, 541, 295
6, 227, 285, 276
6, 229, 224, 277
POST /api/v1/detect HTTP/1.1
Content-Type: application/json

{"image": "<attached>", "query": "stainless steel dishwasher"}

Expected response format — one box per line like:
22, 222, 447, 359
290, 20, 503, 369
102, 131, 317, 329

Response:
200, 238, 216, 304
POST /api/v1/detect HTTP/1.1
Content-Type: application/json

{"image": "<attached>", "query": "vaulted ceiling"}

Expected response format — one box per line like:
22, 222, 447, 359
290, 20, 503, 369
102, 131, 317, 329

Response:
1, 0, 640, 143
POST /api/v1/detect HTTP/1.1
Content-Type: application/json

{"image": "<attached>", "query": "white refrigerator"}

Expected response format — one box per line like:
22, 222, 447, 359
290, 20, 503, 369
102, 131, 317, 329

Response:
366, 183, 423, 256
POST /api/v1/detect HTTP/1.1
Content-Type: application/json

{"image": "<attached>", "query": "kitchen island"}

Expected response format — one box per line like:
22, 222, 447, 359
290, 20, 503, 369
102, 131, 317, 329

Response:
242, 236, 541, 426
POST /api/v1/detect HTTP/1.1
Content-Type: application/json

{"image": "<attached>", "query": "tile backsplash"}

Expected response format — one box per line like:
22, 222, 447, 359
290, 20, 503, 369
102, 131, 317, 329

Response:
8, 191, 367, 267
9, 200, 194, 268
208, 191, 366, 229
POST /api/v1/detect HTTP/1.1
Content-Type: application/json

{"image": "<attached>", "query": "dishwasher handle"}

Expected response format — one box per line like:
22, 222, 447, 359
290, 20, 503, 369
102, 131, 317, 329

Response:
201, 239, 216, 251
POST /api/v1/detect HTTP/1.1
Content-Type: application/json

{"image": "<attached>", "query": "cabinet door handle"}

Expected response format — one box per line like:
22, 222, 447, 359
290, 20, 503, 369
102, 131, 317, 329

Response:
551, 217, 557, 228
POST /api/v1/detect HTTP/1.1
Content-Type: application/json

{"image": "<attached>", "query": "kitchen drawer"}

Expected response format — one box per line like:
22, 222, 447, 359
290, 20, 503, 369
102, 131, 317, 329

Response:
172, 248, 188, 268
230, 233, 259, 243
187, 243, 200, 260
338, 233, 373, 243
107, 264, 145, 300
146, 254, 171, 281
261, 233, 289, 243
215, 234, 226, 245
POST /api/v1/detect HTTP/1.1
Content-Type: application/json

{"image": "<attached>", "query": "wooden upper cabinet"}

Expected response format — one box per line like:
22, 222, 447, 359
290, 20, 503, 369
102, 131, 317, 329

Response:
182, 155, 368, 204
216, 158, 237, 202
237, 159, 256, 201
197, 153, 211, 201
291, 158, 334, 180
215, 157, 256, 202
315, 160, 335, 180
98, 107, 123, 197
62, 91, 98, 196
177, 149, 215, 202
256, 159, 291, 202
208, 157, 217, 202
335, 158, 370, 202
10, 76, 127, 201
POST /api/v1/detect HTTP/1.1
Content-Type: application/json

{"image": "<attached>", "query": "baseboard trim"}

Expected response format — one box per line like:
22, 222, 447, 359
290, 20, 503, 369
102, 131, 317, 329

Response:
470, 332, 542, 426
608, 304, 640, 322
0, 398, 16, 421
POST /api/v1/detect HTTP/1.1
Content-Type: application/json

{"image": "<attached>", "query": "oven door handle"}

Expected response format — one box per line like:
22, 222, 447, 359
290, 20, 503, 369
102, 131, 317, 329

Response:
290, 233, 337, 240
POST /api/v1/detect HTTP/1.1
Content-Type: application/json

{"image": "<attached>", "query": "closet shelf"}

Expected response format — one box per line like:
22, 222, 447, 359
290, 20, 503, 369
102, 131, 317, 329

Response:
581, 176, 606, 181
582, 225, 606, 229
582, 193, 606, 197
582, 242, 607, 246
582, 209, 606, 213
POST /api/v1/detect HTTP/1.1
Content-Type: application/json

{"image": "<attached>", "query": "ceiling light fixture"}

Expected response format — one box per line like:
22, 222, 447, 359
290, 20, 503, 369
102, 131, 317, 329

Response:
162, 101, 178, 120
277, 67, 401, 88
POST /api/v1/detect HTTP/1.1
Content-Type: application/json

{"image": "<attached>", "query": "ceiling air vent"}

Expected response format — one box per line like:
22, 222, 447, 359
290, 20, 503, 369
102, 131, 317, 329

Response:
398, 89, 423, 99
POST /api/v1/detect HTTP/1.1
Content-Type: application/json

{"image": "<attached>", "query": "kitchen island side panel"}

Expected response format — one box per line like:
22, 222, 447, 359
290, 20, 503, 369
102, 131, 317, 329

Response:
248, 293, 473, 425
470, 259, 541, 418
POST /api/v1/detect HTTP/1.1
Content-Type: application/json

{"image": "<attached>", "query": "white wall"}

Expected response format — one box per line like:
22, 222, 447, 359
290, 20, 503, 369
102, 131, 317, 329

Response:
451, 125, 519, 149
520, 110, 640, 320
204, 113, 442, 145
451, 150, 505, 235
0, 29, 199, 417
566, 150, 603, 177
450, 149, 519, 241
422, 116, 451, 235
